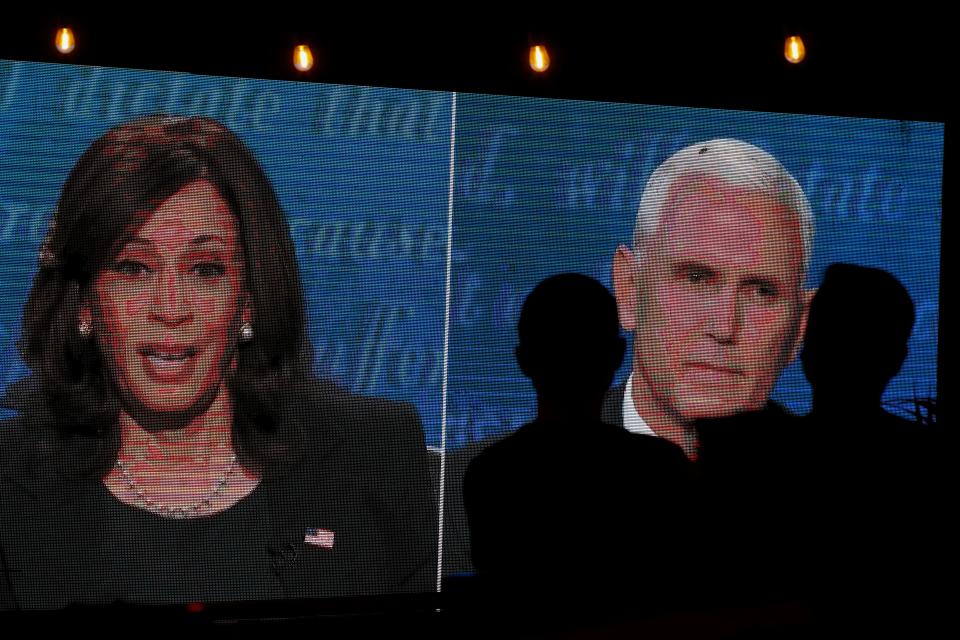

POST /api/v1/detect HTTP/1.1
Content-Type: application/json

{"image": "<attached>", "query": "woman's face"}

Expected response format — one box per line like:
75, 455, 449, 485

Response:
82, 179, 250, 417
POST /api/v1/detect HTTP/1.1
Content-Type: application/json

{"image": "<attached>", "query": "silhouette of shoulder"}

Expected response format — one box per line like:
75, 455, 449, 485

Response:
467, 418, 687, 480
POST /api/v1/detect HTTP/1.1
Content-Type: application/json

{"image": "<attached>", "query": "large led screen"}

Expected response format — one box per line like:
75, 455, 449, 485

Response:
0, 59, 942, 608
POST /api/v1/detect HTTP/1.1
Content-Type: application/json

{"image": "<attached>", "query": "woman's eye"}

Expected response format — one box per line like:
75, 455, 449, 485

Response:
114, 260, 150, 277
192, 262, 226, 278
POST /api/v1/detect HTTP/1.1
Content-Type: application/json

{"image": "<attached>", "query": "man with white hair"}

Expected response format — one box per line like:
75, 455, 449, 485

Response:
607, 139, 816, 459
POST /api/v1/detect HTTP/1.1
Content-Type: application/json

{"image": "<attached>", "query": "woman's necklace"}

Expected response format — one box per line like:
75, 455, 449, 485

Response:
114, 453, 239, 519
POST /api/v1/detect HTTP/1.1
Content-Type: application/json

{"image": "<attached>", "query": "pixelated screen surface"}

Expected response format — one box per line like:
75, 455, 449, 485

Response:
447, 94, 941, 443
441, 94, 941, 574
0, 61, 450, 607
0, 59, 943, 605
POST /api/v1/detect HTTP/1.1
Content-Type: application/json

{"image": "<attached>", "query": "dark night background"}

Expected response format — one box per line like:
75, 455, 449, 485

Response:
0, 15, 950, 121
0, 12, 951, 632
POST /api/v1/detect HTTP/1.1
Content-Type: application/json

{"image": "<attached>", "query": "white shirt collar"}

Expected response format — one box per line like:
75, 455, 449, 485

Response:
622, 372, 658, 437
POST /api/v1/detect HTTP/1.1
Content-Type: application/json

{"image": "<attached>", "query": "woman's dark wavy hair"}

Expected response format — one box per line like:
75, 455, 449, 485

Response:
10, 114, 315, 480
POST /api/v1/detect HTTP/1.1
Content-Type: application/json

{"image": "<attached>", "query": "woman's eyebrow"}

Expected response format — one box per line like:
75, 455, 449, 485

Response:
122, 234, 227, 247
189, 234, 226, 246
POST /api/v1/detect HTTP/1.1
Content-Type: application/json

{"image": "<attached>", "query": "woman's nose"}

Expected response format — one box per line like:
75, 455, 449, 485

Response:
150, 270, 191, 325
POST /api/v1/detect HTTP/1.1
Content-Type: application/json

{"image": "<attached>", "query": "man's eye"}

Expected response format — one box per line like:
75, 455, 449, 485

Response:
114, 260, 150, 277
686, 269, 710, 284
192, 262, 226, 278
753, 283, 779, 299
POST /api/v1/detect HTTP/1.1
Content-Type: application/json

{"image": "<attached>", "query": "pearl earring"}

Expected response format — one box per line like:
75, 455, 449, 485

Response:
239, 322, 254, 342
78, 321, 92, 338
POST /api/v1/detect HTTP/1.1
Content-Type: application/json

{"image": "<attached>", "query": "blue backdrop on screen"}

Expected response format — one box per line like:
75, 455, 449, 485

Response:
445, 93, 942, 449
0, 60, 945, 581
0, 60, 452, 443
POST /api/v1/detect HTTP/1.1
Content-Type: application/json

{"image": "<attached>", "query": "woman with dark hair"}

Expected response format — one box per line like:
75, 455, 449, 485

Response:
0, 115, 437, 609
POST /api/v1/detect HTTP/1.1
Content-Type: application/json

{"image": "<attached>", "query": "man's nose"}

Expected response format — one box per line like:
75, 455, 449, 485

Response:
150, 269, 191, 325
705, 285, 742, 344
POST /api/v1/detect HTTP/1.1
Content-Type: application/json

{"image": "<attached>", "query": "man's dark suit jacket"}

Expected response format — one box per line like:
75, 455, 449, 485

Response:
602, 380, 804, 473
601, 381, 817, 605
0, 376, 437, 610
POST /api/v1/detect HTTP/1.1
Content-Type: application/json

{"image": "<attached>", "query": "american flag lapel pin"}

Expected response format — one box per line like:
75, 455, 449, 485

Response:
304, 527, 335, 549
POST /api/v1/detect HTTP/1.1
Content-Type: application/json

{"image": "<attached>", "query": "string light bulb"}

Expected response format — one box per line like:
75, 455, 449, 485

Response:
529, 45, 550, 73
784, 35, 806, 64
293, 44, 314, 72
55, 28, 75, 54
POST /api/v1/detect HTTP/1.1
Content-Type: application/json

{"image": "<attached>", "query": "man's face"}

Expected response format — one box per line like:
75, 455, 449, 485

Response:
613, 174, 812, 422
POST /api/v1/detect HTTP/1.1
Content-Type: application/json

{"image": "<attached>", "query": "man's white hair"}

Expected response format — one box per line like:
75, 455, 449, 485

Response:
633, 138, 815, 272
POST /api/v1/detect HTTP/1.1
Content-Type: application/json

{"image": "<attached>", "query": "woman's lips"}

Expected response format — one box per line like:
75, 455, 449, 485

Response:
140, 350, 198, 383
140, 344, 197, 358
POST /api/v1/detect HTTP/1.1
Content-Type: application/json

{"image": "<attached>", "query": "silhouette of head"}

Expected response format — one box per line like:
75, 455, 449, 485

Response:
801, 263, 915, 403
516, 274, 625, 399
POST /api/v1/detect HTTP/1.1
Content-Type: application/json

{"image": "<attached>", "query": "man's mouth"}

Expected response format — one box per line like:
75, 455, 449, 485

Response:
687, 362, 743, 376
